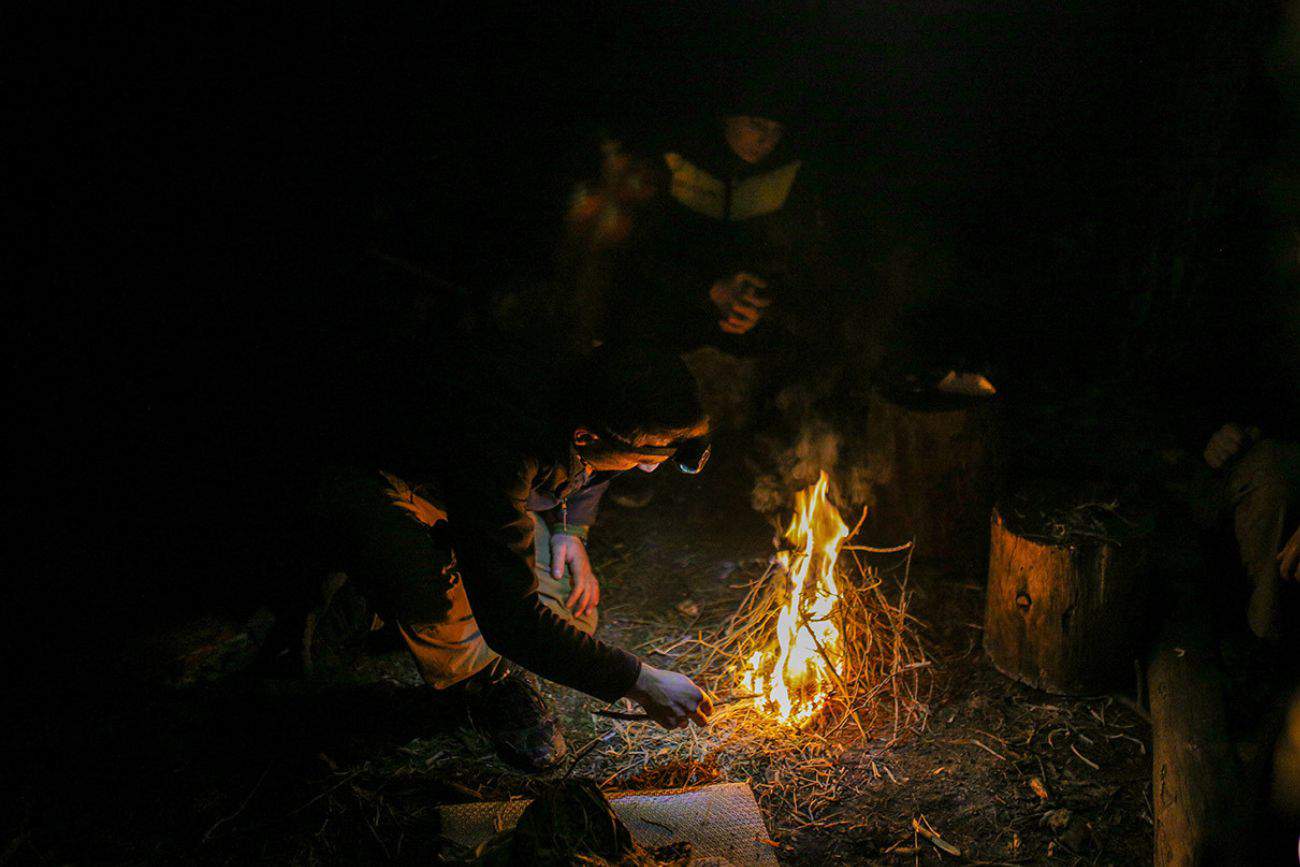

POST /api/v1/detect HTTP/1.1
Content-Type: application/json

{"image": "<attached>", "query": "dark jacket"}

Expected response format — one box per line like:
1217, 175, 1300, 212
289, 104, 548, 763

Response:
385, 354, 640, 703
565, 122, 844, 354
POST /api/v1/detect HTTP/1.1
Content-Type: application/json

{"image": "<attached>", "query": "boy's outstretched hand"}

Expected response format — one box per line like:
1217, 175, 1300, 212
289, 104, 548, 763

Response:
627, 664, 714, 729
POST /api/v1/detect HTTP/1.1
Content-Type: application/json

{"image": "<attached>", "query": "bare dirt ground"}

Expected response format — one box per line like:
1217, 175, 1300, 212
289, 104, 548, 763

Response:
5, 442, 1152, 865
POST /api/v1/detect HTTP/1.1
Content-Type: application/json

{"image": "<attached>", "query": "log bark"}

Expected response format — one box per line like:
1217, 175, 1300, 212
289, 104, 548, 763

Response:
864, 389, 998, 568
1149, 593, 1254, 866
983, 506, 1146, 694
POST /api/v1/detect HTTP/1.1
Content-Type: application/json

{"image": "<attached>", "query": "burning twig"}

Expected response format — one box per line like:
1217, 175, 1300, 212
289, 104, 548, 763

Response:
590, 694, 758, 721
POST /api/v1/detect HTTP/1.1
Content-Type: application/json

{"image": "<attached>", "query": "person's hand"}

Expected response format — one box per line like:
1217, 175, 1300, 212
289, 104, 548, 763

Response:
709, 272, 772, 335
626, 664, 713, 729
552, 533, 600, 617
1279, 525, 1300, 582
1202, 423, 1261, 469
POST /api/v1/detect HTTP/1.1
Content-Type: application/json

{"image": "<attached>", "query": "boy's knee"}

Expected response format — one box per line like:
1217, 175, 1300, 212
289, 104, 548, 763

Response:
1230, 440, 1296, 505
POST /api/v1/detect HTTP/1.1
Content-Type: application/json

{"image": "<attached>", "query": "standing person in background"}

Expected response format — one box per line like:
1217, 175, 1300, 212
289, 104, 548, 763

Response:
561, 105, 847, 359
556, 85, 859, 508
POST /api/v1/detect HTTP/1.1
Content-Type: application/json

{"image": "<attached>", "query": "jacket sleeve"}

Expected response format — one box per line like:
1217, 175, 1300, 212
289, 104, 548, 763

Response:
442, 459, 640, 702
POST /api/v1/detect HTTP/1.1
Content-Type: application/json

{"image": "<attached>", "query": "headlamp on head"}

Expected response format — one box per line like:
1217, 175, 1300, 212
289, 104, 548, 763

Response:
672, 436, 712, 474
599, 429, 713, 475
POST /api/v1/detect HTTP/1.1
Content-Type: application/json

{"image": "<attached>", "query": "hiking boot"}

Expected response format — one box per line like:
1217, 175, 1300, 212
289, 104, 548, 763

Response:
463, 662, 567, 774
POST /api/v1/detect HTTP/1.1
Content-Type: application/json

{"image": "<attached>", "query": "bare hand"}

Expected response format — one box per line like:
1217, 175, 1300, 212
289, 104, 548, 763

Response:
626, 664, 714, 729
552, 533, 600, 617
1203, 423, 1260, 470
709, 272, 772, 335
1279, 525, 1300, 582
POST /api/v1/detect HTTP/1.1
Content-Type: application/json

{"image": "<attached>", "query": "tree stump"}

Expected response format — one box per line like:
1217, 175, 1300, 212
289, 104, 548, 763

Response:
1150, 591, 1254, 866
983, 506, 1146, 694
863, 388, 999, 568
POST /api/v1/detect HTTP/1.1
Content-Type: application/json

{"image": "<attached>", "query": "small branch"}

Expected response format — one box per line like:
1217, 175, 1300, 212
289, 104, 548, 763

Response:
842, 542, 916, 554
202, 761, 272, 844
1071, 743, 1101, 770
912, 816, 961, 857
969, 738, 1008, 762
565, 730, 619, 778
847, 506, 870, 542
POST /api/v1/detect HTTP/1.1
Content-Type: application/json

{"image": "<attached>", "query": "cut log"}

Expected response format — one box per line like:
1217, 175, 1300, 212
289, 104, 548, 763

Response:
983, 506, 1146, 694
863, 388, 999, 568
1150, 592, 1254, 866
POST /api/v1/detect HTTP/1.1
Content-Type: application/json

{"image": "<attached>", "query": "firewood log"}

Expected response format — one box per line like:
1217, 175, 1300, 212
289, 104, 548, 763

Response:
1150, 593, 1255, 866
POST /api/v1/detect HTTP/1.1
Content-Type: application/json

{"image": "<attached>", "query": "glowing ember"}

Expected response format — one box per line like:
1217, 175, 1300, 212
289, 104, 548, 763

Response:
741, 471, 852, 726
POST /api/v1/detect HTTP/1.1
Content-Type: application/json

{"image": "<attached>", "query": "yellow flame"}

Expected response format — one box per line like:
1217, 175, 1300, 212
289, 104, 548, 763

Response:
741, 471, 851, 726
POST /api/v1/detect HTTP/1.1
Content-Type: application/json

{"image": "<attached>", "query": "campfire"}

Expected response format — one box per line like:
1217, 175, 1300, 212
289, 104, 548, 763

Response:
741, 471, 851, 726
587, 473, 933, 833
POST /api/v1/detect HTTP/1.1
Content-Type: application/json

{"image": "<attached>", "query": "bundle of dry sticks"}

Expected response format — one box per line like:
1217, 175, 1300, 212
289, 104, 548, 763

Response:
583, 535, 932, 832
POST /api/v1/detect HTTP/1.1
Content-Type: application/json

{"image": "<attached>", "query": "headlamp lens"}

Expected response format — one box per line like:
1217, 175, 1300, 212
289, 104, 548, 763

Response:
674, 438, 711, 474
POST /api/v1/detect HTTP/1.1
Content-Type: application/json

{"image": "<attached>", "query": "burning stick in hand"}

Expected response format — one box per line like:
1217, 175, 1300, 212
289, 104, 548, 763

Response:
592, 693, 756, 722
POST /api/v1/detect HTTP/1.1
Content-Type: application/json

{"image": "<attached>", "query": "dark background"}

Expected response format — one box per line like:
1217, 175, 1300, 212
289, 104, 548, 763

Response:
13, 3, 1297, 694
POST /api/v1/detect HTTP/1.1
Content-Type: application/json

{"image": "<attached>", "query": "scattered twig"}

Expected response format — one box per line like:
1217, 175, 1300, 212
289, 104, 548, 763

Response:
1070, 743, 1101, 770
969, 738, 1008, 762
912, 816, 961, 857
201, 761, 272, 844
564, 731, 618, 779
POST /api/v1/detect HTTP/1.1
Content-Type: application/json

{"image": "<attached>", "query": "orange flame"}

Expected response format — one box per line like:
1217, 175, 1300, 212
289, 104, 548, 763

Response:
741, 471, 851, 726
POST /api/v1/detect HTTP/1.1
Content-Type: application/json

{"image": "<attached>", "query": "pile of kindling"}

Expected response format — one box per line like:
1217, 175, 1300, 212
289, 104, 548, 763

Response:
582, 541, 932, 833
